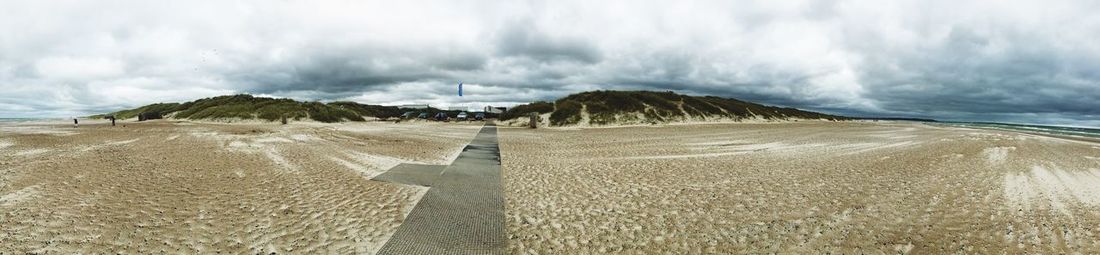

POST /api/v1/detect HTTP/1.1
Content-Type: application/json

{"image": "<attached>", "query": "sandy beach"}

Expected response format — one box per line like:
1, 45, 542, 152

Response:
0, 120, 481, 253
3, 119, 1100, 253
499, 121, 1100, 253
6, 0, 1098, 253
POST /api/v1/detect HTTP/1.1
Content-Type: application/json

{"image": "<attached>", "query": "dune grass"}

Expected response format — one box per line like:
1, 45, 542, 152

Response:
96, 94, 392, 123
502, 90, 847, 126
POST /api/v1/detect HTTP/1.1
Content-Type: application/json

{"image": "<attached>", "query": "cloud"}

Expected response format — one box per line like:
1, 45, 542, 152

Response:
836, 0, 1100, 122
34, 57, 126, 81
0, 0, 1097, 126
493, 19, 602, 64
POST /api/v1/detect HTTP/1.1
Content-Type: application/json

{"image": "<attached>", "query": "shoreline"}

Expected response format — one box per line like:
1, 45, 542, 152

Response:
927, 122, 1100, 145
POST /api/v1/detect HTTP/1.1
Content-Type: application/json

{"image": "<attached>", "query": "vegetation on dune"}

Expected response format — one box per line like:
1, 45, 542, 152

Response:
328, 102, 404, 120
97, 90, 844, 125
90, 103, 181, 120
503, 90, 848, 126
97, 94, 397, 123
170, 95, 365, 122
500, 101, 554, 120
549, 100, 583, 126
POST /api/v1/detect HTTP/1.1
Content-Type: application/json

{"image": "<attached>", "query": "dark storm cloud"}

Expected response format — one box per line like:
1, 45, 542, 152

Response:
854, 24, 1100, 119
1, 0, 1098, 126
493, 20, 602, 64
222, 44, 488, 96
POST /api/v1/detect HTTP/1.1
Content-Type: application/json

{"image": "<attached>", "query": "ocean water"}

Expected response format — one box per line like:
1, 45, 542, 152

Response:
0, 118, 71, 127
0, 118, 37, 122
940, 122, 1100, 139
0, 118, 56, 123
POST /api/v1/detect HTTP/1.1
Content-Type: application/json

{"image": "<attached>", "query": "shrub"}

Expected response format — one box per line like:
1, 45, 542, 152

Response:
533, 90, 846, 126
329, 102, 403, 119
550, 100, 583, 126
501, 101, 554, 120
97, 94, 393, 123
96, 90, 847, 125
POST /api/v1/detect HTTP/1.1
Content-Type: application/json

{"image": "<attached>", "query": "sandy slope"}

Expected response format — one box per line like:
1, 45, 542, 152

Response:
499, 121, 1100, 253
0, 120, 480, 253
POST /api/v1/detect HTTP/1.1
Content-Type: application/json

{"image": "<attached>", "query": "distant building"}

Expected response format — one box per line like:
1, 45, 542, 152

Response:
448, 106, 469, 111
398, 104, 430, 109
484, 106, 507, 114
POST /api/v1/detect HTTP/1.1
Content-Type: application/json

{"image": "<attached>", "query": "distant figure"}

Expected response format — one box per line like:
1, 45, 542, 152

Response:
73, 118, 78, 128
111, 116, 116, 126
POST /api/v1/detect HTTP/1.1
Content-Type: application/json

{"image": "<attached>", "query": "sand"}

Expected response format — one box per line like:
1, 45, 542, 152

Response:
0, 120, 480, 253
499, 121, 1100, 253
5, 118, 1100, 253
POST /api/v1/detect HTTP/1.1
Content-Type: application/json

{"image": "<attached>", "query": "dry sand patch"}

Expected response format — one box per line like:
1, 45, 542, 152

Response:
1004, 165, 1100, 214
12, 148, 49, 156
0, 185, 40, 207
984, 146, 1016, 164
329, 151, 405, 178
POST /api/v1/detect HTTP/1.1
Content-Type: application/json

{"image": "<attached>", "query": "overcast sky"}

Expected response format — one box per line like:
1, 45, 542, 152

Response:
1, 0, 1098, 126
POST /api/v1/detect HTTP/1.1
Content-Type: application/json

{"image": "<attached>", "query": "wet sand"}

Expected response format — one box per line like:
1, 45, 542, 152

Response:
0, 120, 481, 253
499, 121, 1100, 253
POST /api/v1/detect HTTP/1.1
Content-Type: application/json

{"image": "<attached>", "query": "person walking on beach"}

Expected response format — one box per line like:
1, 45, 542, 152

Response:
73, 117, 78, 128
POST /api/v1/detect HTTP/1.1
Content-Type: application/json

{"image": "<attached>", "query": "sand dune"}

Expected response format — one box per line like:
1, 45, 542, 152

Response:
500, 121, 1100, 253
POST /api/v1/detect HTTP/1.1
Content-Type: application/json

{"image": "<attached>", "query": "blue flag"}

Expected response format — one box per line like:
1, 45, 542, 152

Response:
458, 82, 463, 97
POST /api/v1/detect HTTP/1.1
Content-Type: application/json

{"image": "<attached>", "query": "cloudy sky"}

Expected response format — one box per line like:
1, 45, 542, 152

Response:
2, 0, 1098, 126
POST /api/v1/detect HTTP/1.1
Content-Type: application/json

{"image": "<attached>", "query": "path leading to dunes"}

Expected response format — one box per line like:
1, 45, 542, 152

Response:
377, 124, 505, 254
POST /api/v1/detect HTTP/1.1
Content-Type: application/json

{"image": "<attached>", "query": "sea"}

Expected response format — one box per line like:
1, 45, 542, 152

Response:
937, 122, 1100, 139
0, 118, 57, 123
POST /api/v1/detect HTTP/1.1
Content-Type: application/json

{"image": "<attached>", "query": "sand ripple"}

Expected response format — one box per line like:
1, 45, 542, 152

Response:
501, 121, 1100, 253
1004, 165, 1100, 214
0, 121, 479, 253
